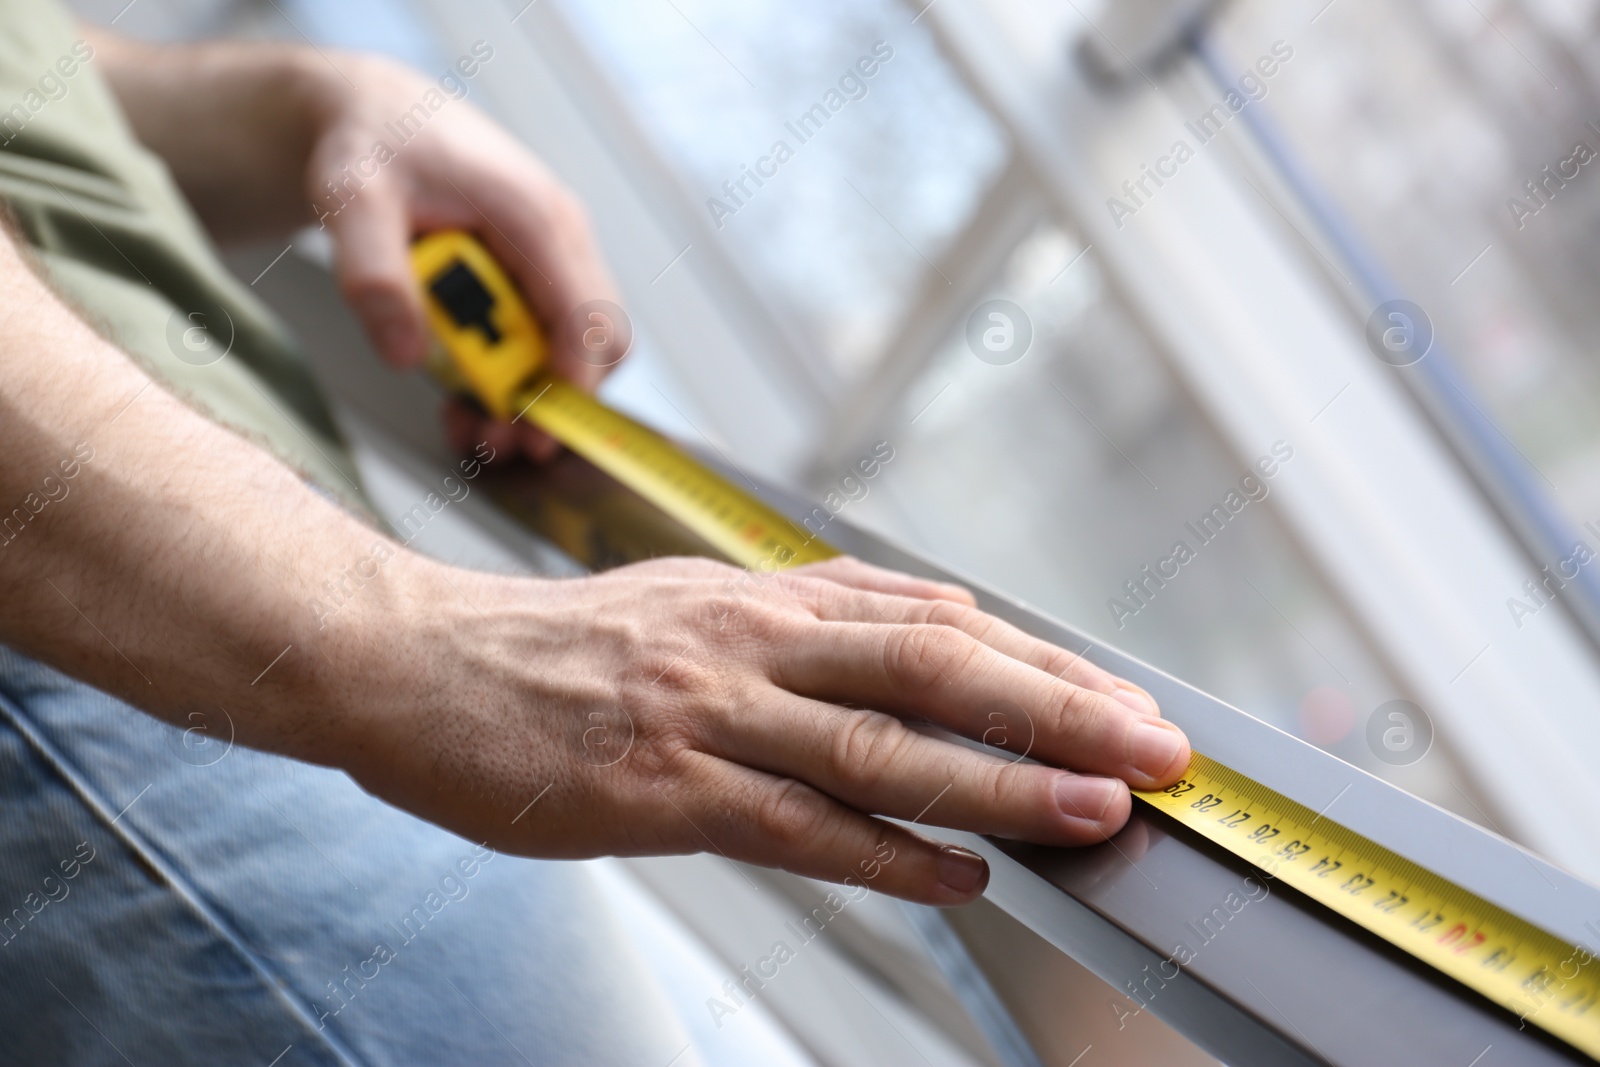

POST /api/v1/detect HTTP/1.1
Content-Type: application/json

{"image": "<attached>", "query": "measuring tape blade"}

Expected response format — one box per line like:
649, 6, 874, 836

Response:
411, 229, 834, 572
511, 374, 836, 570
1136, 755, 1600, 1057
414, 229, 1599, 1058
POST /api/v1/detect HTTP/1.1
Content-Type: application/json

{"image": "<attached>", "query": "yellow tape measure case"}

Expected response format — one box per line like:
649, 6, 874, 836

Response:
413, 231, 545, 421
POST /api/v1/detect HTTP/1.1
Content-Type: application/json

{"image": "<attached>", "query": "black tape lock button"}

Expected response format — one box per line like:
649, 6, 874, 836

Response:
429, 260, 501, 345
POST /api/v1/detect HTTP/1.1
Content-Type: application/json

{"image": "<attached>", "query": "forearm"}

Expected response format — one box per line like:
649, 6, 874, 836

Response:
84, 27, 335, 241
0, 231, 436, 762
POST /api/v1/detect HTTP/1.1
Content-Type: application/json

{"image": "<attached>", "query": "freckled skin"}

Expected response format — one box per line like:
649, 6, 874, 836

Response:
0, 32, 1189, 907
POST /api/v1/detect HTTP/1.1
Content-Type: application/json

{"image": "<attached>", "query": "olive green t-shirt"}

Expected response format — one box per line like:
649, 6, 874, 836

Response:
0, 0, 368, 512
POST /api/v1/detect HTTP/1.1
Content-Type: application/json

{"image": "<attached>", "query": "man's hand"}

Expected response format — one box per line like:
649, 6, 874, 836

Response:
338, 554, 1187, 905
91, 33, 617, 460
304, 52, 622, 463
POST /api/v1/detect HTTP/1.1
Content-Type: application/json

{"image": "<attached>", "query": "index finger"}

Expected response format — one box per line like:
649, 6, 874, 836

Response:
778, 572, 1163, 718
472, 178, 625, 395
773, 620, 1191, 790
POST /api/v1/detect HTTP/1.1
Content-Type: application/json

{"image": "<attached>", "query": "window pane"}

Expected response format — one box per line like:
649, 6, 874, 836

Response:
1214, 0, 1600, 531
558, 0, 1009, 381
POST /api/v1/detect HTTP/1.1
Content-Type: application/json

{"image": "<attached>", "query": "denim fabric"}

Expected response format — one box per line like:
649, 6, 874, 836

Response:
0, 648, 701, 1066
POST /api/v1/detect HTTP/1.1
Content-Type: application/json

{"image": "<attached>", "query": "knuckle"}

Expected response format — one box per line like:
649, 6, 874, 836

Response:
718, 599, 793, 649
1039, 645, 1107, 688
984, 761, 1033, 810
711, 564, 765, 603
1039, 647, 1086, 680
773, 574, 842, 617
917, 598, 974, 629
640, 647, 712, 696
704, 594, 742, 632
885, 625, 978, 691
829, 711, 908, 789
1049, 683, 1112, 742
770, 571, 817, 597
754, 778, 829, 847
917, 599, 998, 643
630, 710, 701, 783
793, 556, 854, 579
746, 600, 796, 641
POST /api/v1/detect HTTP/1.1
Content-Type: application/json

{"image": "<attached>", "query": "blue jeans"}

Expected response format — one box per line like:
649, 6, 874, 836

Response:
0, 647, 702, 1065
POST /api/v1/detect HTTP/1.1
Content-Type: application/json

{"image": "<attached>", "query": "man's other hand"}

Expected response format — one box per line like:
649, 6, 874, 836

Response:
339, 555, 1189, 906
303, 52, 622, 462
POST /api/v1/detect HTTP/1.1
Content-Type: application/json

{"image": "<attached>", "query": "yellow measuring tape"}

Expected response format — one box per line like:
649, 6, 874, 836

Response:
1138, 755, 1600, 1056
413, 230, 1600, 1059
412, 231, 835, 571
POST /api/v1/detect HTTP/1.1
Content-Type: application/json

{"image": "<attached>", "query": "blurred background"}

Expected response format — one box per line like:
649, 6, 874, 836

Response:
63, 0, 1600, 1062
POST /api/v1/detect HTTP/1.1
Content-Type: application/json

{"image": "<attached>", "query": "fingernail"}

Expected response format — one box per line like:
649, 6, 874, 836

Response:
1132, 721, 1186, 779
1113, 684, 1160, 717
1054, 774, 1120, 823
935, 846, 988, 895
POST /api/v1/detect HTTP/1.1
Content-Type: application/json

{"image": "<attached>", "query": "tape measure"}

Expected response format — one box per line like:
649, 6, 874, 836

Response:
411, 230, 836, 571
1137, 755, 1600, 1057
412, 230, 1600, 1059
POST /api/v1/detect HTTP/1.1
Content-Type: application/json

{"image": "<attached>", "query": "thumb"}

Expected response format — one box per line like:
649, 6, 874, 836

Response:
327, 186, 428, 369
547, 301, 621, 394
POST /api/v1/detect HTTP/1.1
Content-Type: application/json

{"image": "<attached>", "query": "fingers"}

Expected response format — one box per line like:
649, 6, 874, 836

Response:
327, 184, 429, 369
674, 754, 990, 906
779, 571, 1161, 718
790, 556, 977, 606
715, 691, 1130, 844
472, 180, 626, 395
773, 620, 1190, 790
441, 399, 561, 464
519, 425, 561, 464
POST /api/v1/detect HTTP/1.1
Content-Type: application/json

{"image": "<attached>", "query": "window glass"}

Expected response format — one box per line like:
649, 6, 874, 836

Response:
558, 0, 1009, 381
1214, 0, 1600, 533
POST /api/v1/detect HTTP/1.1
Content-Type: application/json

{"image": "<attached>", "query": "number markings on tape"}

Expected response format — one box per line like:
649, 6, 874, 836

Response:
1136, 753, 1600, 1058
